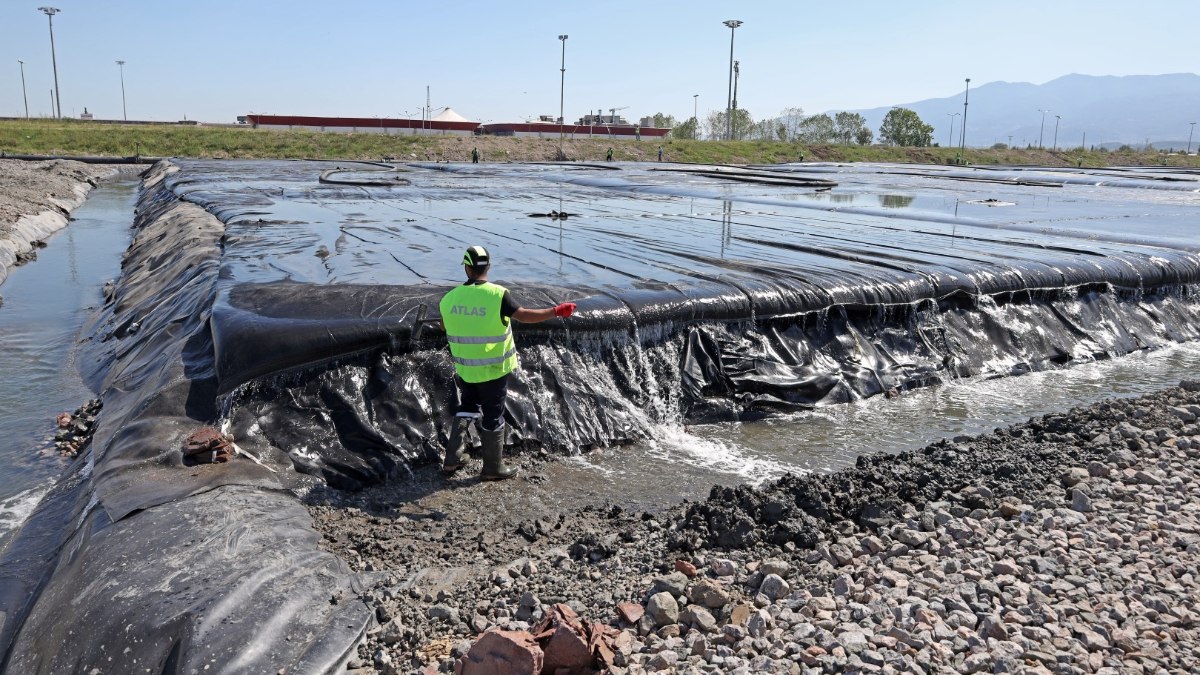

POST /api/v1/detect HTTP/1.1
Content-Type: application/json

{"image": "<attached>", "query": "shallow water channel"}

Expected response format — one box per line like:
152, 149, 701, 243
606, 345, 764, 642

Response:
0, 181, 136, 536
550, 341, 1200, 512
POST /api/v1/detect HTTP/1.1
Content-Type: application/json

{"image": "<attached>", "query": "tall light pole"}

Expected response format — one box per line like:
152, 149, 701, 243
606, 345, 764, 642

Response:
17, 59, 29, 118
1037, 109, 1049, 149
723, 19, 742, 141
1188, 122, 1196, 154
116, 60, 127, 121
1053, 115, 1061, 151
557, 34, 568, 160
945, 112, 960, 148
38, 7, 61, 118
959, 78, 970, 156
693, 94, 699, 140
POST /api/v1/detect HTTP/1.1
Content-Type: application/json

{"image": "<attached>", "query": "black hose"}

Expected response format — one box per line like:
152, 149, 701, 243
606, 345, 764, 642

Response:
0, 152, 157, 164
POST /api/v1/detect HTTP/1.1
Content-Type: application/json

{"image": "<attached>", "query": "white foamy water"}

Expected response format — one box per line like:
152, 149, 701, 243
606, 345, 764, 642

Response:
559, 341, 1200, 511
0, 485, 52, 543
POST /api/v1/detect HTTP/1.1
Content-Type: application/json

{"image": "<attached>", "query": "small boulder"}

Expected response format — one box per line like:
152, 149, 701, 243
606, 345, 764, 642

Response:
455, 630, 543, 675
759, 574, 790, 601
646, 592, 679, 627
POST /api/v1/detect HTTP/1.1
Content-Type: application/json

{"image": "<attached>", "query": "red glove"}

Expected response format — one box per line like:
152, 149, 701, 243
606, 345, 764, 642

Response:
553, 302, 576, 318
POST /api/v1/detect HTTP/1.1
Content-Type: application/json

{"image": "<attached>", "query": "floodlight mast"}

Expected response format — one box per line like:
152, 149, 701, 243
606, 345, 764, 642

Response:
38, 7, 61, 118
723, 19, 742, 141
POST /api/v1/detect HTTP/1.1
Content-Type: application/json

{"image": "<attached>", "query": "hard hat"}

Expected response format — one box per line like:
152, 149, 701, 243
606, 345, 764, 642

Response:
462, 245, 490, 268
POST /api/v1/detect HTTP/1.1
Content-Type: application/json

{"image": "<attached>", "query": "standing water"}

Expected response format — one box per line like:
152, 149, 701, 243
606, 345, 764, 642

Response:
554, 341, 1200, 512
0, 181, 137, 538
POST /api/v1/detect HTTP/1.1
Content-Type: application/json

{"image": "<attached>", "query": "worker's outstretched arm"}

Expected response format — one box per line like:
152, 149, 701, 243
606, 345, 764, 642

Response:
513, 303, 575, 324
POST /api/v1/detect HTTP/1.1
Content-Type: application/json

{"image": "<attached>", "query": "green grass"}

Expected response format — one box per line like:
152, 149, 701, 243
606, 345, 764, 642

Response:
0, 119, 441, 160
3, 119, 1198, 168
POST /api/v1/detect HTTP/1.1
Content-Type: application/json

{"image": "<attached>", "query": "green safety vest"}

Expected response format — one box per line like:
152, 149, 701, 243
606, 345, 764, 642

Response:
439, 282, 518, 383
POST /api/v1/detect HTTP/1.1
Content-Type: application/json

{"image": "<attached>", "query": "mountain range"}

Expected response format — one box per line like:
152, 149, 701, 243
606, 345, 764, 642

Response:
842, 73, 1200, 150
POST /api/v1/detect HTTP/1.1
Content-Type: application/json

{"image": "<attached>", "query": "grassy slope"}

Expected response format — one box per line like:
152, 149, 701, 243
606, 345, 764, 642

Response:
2, 119, 1199, 167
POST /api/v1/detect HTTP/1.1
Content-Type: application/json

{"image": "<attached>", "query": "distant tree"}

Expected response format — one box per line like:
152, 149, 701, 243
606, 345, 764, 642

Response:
854, 127, 874, 145
991, 142, 1008, 150
777, 107, 806, 141
675, 116, 698, 140
706, 109, 755, 140
798, 114, 835, 143
749, 119, 778, 141
832, 112, 869, 145
651, 113, 678, 129
878, 108, 934, 147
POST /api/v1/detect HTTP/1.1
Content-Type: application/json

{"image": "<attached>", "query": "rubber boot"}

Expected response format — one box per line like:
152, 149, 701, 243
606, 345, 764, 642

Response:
480, 428, 518, 481
441, 417, 472, 473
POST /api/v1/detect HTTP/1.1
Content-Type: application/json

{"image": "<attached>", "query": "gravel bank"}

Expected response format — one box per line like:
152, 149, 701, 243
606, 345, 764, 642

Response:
310, 380, 1200, 674
0, 158, 127, 287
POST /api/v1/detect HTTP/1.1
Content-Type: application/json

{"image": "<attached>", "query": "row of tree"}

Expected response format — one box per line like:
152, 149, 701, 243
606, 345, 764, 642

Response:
658, 107, 938, 147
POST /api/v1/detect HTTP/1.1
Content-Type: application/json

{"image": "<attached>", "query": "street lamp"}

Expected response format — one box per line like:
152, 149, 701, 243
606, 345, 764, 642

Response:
959, 78, 970, 156
693, 94, 699, 140
723, 19, 742, 141
17, 59, 29, 118
116, 60, 127, 121
38, 7, 61, 118
1188, 122, 1196, 155
1037, 109, 1050, 149
945, 112, 960, 148
557, 34, 568, 160
1053, 115, 1061, 151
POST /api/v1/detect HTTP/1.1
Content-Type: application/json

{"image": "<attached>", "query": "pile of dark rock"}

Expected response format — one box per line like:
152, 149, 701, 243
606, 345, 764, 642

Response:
53, 398, 100, 457
341, 381, 1200, 674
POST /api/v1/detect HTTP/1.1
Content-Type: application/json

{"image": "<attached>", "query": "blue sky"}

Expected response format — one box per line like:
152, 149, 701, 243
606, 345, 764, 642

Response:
2, 0, 1197, 124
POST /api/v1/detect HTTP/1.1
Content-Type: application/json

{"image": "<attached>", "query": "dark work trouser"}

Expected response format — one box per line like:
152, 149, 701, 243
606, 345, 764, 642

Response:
454, 373, 509, 432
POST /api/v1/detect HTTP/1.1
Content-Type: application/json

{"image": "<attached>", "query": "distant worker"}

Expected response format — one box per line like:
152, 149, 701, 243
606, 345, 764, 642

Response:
471, 147, 479, 163
606, 147, 614, 162
439, 246, 576, 480
657, 146, 663, 162
798, 150, 805, 163
635, 125, 641, 141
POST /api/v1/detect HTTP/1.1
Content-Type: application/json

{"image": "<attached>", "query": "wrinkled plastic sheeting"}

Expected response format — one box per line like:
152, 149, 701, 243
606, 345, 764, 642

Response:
0, 162, 371, 674
5, 486, 369, 674
229, 285, 1200, 490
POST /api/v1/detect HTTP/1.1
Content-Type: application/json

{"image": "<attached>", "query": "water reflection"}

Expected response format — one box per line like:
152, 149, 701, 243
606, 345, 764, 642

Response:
879, 194, 916, 208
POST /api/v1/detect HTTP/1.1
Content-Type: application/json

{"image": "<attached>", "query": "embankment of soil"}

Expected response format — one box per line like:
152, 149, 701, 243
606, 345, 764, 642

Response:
0, 159, 127, 287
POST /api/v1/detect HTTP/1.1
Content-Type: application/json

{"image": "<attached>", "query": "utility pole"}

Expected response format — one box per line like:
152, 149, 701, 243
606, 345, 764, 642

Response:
1188, 122, 1196, 154
558, 34, 568, 160
959, 78, 970, 157
1037, 109, 1049, 149
38, 7, 61, 118
116, 60, 127, 121
946, 112, 960, 148
1053, 115, 1061, 151
723, 19, 742, 141
693, 94, 698, 140
732, 60, 740, 139
17, 59, 29, 118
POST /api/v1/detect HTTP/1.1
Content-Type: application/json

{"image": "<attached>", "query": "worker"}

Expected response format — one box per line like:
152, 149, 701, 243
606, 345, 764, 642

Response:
439, 245, 576, 480
657, 146, 663, 161
606, 147, 614, 162
471, 147, 479, 163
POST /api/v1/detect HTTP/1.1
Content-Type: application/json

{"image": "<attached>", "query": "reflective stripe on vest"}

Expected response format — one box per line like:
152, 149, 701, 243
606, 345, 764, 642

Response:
439, 281, 518, 383
446, 328, 512, 345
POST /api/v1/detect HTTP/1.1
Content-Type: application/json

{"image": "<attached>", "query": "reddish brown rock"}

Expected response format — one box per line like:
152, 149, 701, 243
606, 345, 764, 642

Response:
456, 630, 543, 675
674, 559, 698, 577
182, 426, 232, 464
55, 412, 71, 428
540, 623, 592, 675
615, 602, 644, 624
